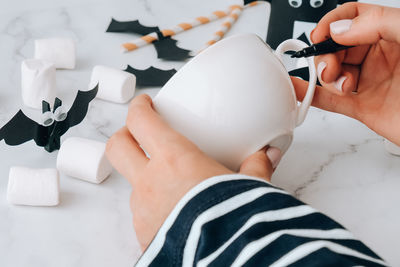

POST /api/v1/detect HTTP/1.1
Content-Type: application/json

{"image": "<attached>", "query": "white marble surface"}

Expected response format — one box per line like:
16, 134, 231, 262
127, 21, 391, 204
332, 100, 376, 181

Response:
0, 0, 399, 266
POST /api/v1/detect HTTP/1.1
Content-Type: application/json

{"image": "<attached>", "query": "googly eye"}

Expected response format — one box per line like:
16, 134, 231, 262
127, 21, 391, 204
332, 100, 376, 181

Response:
288, 0, 302, 8
53, 106, 67, 122
42, 111, 54, 127
310, 0, 323, 8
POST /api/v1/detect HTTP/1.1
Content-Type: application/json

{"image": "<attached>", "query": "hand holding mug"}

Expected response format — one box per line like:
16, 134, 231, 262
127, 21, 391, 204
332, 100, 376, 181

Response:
293, 2, 400, 145
106, 94, 277, 250
106, 34, 318, 250
154, 34, 317, 171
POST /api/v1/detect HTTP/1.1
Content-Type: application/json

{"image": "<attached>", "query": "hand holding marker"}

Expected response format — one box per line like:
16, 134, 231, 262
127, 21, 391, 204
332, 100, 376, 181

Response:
291, 38, 353, 58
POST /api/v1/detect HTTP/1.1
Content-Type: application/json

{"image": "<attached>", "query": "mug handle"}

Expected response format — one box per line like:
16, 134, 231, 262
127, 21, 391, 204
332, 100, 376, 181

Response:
274, 39, 317, 126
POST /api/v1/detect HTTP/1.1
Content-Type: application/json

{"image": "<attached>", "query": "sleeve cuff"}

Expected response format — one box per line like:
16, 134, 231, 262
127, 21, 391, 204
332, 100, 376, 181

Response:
135, 174, 285, 266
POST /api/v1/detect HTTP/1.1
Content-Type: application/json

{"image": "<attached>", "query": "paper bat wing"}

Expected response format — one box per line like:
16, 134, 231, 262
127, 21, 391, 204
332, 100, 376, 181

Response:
124, 65, 177, 87
0, 110, 49, 147
106, 19, 192, 61
153, 37, 192, 61
106, 18, 159, 35
57, 85, 98, 136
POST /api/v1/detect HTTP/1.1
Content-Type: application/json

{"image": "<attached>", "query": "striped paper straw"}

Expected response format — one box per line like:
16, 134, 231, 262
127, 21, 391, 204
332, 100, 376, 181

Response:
203, 5, 243, 48
192, 3, 258, 56
122, 6, 236, 52
121, 2, 260, 53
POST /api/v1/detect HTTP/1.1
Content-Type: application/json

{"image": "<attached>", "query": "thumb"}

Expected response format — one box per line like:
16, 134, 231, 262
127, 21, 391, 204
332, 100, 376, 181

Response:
239, 147, 282, 182
329, 6, 400, 45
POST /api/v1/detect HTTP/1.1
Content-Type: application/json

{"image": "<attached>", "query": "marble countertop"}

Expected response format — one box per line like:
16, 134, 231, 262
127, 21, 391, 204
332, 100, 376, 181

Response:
1, 0, 399, 266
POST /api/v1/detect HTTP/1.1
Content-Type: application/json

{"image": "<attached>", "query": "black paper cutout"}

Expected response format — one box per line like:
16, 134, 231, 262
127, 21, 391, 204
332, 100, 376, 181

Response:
124, 65, 177, 87
284, 32, 311, 57
42, 101, 51, 113
53, 97, 62, 112
106, 18, 159, 35
297, 32, 311, 46
106, 19, 192, 61
289, 67, 308, 80
0, 85, 98, 153
244, 0, 357, 49
153, 37, 192, 61
289, 67, 322, 86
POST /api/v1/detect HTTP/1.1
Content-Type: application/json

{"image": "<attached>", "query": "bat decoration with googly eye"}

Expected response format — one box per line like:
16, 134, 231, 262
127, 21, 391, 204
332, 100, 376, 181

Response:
243, 0, 357, 49
0, 85, 98, 153
106, 19, 192, 61
41, 97, 68, 127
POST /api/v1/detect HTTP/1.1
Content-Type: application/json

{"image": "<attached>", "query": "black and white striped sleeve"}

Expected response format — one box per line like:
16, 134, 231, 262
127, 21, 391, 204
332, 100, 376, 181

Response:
135, 174, 386, 267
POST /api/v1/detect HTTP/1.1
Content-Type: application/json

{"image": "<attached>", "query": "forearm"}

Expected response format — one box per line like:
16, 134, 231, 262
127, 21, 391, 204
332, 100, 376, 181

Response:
135, 174, 386, 266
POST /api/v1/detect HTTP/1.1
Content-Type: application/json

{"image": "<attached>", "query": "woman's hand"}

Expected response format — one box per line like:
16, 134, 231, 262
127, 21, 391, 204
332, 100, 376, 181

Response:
105, 94, 281, 251
293, 2, 400, 145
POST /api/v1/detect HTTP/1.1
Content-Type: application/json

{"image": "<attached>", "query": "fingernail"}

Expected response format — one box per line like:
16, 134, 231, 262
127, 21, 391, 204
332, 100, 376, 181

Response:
266, 147, 282, 169
330, 19, 352, 35
334, 76, 347, 92
317, 62, 327, 82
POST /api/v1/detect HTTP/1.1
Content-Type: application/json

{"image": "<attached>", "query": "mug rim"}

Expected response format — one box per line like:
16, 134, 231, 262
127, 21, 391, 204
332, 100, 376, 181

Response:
158, 33, 287, 94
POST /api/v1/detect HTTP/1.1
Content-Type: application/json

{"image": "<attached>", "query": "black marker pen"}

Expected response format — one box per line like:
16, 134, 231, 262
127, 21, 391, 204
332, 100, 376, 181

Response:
291, 38, 353, 58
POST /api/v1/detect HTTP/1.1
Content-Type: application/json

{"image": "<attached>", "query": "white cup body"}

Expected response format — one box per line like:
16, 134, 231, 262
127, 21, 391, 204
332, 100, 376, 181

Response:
154, 34, 311, 171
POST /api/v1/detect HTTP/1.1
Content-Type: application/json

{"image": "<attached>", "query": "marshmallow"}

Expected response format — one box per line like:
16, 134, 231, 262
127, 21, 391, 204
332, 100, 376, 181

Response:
385, 139, 400, 156
21, 59, 56, 109
57, 137, 113, 184
34, 38, 76, 69
89, 65, 136, 103
7, 167, 60, 206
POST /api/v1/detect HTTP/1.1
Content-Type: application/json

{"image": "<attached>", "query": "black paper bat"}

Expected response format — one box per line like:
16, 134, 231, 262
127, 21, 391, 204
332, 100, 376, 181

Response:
0, 85, 98, 153
124, 65, 177, 87
244, 0, 357, 49
106, 18, 192, 61
106, 18, 159, 35
153, 36, 192, 61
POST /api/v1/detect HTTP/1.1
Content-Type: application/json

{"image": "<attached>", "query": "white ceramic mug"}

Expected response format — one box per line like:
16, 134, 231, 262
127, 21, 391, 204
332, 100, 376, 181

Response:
154, 33, 317, 171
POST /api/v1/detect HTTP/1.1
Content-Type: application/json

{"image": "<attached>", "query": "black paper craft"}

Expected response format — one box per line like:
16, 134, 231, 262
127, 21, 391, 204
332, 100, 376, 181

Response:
243, 0, 356, 82
297, 32, 311, 46
124, 65, 177, 87
106, 18, 192, 61
244, 0, 357, 49
289, 67, 321, 86
152, 36, 192, 61
107, 18, 159, 35
0, 85, 98, 153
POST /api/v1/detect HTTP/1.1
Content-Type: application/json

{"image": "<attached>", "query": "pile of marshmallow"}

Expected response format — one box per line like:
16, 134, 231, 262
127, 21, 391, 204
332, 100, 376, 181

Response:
23, 38, 137, 109
8, 137, 113, 206
8, 38, 139, 207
